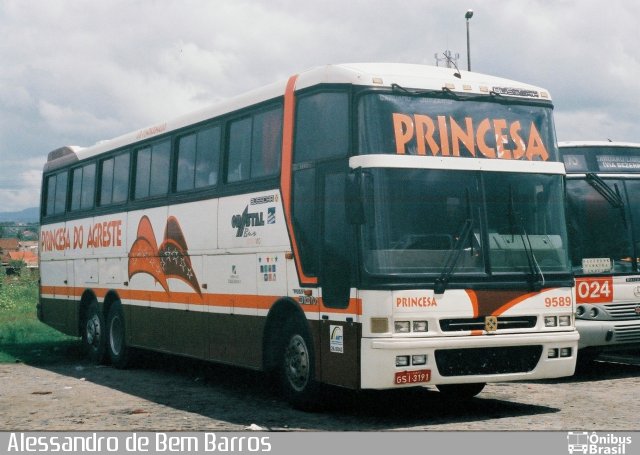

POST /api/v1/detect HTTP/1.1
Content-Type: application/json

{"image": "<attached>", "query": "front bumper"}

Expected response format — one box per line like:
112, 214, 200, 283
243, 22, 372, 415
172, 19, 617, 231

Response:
360, 331, 579, 389
576, 319, 640, 350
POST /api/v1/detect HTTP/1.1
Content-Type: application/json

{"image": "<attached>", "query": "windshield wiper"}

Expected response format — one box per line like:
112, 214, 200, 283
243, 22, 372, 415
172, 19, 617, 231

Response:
435, 189, 476, 294
586, 173, 623, 208
391, 83, 461, 100
434, 218, 473, 295
507, 185, 544, 291
586, 173, 627, 227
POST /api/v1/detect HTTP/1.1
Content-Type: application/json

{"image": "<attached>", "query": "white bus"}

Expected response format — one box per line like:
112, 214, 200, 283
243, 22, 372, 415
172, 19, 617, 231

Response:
39, 63, 578, 408
560, 141, 640, 364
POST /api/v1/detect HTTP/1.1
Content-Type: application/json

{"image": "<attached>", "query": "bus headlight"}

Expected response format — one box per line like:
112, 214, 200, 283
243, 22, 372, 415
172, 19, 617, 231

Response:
412, 321, 428, 332
412, 354, 427, 365
559, 315, 572, 327
394, 321, 410, 333
589, 307, 599, 318
396, 355, 410, 367
544, 316, 558, 327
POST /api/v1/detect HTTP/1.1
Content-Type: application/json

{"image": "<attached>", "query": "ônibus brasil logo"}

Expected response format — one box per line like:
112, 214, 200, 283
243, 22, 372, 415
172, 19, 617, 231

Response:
567, 432, 632, 455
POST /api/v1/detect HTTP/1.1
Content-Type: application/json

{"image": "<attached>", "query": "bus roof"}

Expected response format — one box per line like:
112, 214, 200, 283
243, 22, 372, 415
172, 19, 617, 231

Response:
45, 63, 553, 170
559, 141, 640, 149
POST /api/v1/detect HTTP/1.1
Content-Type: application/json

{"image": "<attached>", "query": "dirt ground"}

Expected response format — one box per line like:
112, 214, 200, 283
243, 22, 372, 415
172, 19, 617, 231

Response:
0, 345, 639, 431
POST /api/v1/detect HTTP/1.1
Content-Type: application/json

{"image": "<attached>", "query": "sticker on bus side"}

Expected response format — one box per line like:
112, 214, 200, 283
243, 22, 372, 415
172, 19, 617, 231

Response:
575, 277, 614, 303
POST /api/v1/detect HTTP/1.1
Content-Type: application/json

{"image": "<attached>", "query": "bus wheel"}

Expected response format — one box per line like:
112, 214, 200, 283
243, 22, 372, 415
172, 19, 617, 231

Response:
83, 300, 107, 364
107, 301, 130, 369
278, 319, 319, 410
436, 383, 486, 399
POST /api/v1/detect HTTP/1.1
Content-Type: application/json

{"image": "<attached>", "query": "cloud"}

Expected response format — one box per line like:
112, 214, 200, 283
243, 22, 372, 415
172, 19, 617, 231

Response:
38, 101, 122, 138
1, 0, 640, 212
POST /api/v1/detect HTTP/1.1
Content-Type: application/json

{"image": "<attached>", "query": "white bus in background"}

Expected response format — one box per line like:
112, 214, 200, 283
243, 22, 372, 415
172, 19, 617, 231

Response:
39, 63, 578, 409
560, 141, 640, 365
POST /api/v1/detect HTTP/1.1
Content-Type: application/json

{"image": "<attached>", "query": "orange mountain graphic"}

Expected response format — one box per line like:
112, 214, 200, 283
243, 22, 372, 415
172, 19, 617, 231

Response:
128, 216, 201, 296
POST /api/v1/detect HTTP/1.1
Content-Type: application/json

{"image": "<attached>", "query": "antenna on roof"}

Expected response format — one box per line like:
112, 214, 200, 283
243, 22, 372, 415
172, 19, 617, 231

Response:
435, 50, 462, 78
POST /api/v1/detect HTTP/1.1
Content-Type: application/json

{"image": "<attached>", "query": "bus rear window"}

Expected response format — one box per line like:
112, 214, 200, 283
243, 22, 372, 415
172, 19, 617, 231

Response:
44, 171, 68, 216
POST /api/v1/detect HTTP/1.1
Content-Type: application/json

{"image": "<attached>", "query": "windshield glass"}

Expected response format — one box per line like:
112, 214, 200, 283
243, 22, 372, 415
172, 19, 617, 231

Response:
566, 178, 638, 274
358, 93, 557, 161
361, 168, 569, 278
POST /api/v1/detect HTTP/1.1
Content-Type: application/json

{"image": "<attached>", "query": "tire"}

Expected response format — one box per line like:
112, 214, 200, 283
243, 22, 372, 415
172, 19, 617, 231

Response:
278, 318, 320, 410
436, 382, 486, 399
107, 301, 131, 369
82, 300, 107, 364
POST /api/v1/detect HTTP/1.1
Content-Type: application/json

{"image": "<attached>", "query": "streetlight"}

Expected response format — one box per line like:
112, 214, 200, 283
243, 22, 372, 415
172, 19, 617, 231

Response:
465, 9, 473, 71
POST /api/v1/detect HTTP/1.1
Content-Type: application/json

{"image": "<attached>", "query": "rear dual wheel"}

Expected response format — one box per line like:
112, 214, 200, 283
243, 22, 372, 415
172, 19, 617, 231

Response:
106, 301, 131, 369
83, 300, 107, 364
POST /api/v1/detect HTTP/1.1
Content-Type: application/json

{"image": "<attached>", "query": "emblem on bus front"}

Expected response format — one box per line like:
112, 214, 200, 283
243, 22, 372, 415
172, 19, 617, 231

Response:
485, 316, 498, 333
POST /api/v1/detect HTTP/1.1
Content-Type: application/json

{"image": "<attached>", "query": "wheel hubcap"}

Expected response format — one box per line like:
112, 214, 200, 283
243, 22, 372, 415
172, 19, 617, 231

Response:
284, 334, 310, 392
86, 315, 101, 347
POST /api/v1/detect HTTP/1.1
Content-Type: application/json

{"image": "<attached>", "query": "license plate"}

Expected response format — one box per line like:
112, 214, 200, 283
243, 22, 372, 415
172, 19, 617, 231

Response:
394, 369, 431, 385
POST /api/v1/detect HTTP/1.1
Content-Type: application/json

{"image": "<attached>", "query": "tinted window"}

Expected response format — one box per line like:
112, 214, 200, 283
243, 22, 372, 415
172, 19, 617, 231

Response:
251, 107, 282, 178
226, 105, 283, 182
45, 175, 57, 216
227, 117, 252, 182
53, 171, 68, 215
100, 152, 130, 206
195, 126, 221, 187
113, 153, 130, 203
294, 92, 349, 163
70, 163, 96, 211
177, 125, 221, 191
135, 140, 170, 199
292, 167, 318, 275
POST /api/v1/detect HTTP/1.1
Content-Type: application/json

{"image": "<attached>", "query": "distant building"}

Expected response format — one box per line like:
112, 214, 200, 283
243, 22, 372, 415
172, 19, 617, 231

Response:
1, 238, 38, 269
0, 238, 20, 265
8, 251, 38, 268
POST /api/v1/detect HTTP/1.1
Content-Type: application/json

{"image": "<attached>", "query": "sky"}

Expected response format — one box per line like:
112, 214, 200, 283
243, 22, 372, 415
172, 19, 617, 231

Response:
1, 0, 639, 212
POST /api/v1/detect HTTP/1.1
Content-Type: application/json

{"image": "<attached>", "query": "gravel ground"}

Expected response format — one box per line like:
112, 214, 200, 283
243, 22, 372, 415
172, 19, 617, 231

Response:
0, 348, 638, 431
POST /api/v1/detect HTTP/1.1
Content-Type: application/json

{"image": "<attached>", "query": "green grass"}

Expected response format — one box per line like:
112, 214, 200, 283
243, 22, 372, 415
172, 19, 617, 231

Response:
0, 273, 79, 364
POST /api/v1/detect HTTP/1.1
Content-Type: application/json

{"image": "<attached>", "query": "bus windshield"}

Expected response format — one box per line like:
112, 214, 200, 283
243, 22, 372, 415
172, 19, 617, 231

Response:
361, 168, 570, 280
566, 178, 640, 274
357, 92, 557, 161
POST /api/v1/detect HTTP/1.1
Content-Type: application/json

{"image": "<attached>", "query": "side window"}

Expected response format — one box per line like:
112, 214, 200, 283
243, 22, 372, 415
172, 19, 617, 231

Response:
44, 171, 68, 216
45, 175, 57, 216
292, 167, 318, 275
226, 104, 283, 182
294, 92, 349, 163
100, 152, 130, 206
112, 153, 130, 203
196, 126, 221, 187
135, 140, 170, 199
70, 163, 96, 211
251, 107, 283, 178
177, 125, 221, 191
227, 117, 252, 183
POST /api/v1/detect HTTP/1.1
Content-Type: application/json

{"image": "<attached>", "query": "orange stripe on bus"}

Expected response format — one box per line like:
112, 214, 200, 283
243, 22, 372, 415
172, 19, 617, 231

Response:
41, 285, 363, 316
280, 74, 318, 286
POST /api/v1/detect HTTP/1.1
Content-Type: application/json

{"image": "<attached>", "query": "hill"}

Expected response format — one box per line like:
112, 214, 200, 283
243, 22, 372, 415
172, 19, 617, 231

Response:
0, 207, 39, 223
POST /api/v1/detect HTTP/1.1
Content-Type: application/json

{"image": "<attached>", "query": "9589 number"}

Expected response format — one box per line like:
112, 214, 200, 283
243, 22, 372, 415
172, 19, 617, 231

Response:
544, 296, 572, 307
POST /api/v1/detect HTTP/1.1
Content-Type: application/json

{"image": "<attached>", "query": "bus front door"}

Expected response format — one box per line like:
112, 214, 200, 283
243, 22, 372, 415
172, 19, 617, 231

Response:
318, 171, 360, 389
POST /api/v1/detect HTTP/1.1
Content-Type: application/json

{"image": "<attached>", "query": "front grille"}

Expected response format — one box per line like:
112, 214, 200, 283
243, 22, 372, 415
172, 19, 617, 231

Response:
435, 345, 543, 376
440, 316, 537, 332
613, 323, 640, 343
604, 303, 640, 320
